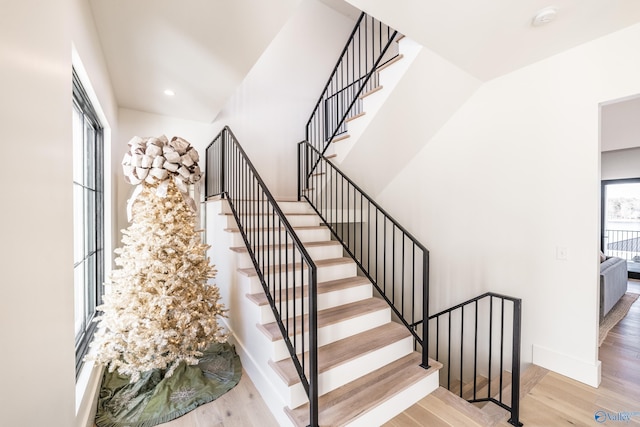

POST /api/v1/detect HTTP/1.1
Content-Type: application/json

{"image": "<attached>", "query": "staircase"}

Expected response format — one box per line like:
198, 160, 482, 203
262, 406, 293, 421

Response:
321, 36, 421, 164
384, 364, 549, 426
217, 198, 441, 426
204, 9, 522, 427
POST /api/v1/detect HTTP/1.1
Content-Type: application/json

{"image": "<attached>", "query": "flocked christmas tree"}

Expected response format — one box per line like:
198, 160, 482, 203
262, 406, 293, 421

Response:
88, 135, 226, 383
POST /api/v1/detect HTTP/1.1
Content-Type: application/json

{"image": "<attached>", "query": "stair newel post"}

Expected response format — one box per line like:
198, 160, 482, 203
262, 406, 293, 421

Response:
421, 250, 430, 369
308, 265, 319, 427
297, 142, 302, 202
220, 127, 227, 197
509, 299, 523, 426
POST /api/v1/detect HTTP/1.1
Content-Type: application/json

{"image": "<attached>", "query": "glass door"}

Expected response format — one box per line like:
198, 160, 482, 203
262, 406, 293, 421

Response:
602, 178, 640, 278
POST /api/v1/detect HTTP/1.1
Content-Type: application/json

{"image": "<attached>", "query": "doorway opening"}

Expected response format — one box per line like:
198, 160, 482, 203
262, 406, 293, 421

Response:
601, 178, 640, 279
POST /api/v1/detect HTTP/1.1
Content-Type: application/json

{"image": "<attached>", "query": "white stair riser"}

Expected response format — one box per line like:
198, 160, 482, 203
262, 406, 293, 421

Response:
286, 335, 415, 409
254, 281, 373, 324
221, 201, 314, 215
234, 244, 343, 269
269, 306, 392, 362
345, 367, 440, 427
295, 207, 364, 224
222, 213, 321, 229
243, 262, 358, 294
227, 228, 331, 247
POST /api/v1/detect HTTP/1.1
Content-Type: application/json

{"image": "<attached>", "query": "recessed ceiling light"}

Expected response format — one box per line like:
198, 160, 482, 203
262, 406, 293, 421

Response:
532, 7, 557, 27
164, 89, 175, 96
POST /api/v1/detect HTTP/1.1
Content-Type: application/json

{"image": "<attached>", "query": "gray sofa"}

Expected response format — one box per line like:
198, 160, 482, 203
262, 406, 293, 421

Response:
600, 256, 628, 320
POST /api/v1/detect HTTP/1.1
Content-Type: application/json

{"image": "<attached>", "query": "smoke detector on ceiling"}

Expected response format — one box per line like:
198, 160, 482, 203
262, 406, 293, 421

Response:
532, 7, 558, 27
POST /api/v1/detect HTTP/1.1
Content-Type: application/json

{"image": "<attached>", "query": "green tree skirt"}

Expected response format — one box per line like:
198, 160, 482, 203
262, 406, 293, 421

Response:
95, 342, 241, 427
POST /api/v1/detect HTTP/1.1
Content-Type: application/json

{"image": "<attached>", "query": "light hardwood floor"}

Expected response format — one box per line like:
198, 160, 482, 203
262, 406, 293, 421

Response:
112, 280, 640, 427
386, 280, 640, 427
155, 369, 279, 427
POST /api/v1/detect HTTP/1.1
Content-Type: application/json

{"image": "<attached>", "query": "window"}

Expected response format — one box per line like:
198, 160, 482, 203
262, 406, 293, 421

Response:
73, 69, 104, 376
602, 178, 640, 279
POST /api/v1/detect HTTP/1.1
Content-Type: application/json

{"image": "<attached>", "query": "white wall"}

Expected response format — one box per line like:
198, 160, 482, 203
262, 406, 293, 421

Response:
366, 23, 640, 386
601, 95, 640, 152
601, 148, 640, 181
0, 1, 74, 424
339, 45, 481, 197
0, 1, 116, 426
213, 0, 356, 199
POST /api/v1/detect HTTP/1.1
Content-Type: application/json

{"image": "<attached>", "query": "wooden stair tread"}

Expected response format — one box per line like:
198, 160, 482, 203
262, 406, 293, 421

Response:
360, 85, 383, 99
258, 297, 389, 341
486, 363, 548, 409
376, 54, 404, 72
331, 133, 350, 143
224, 225, 327, 233
237, 257, 353, 277
246, 276, 371, 307
286, 352, 442, 427
418, 387, 494, 427
449, 375, 489, 400
345, 111, 365, 122
270, 322, 411, 386
219, 212, 318, 217
229, 240, 341, 254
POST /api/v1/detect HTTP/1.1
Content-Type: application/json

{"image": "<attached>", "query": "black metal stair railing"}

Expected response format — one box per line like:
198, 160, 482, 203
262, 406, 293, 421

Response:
298, 142, 523, 425
306, 12, 401, 157
206, 127, 320, 426
298, 141, 431, 370
427, 293, 522, 426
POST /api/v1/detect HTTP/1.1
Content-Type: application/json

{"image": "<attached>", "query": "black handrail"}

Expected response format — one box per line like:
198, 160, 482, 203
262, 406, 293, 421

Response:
298, 141, 430, 369
428, 292, 522, 426
206, 127, 320, 426
305, 12, 400, 157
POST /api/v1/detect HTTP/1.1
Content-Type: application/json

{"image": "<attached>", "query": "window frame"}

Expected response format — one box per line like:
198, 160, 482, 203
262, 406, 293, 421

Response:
73, 68, 105, 377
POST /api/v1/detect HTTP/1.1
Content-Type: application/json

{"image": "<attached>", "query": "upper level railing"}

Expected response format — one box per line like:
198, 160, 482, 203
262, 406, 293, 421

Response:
305, 12, 400, 156
206, 127, 320, 426
428, 293, 522, 426
298, 141, 430, 370
604, 228, 640, 261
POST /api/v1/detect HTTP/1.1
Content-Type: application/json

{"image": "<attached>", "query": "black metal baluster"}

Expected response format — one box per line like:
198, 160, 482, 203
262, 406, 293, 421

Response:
500, 298, 505, 404
460, 305, 464, 398
488, 296, 493, 400
392, 224, 395, 305
401, 234, 405, 319
473, 300, 478, 401
510, 300, 522, 427
448, 311, 452, 390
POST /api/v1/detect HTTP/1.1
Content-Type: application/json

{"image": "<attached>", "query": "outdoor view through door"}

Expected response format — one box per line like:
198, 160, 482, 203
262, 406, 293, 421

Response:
602, 179, 640, 278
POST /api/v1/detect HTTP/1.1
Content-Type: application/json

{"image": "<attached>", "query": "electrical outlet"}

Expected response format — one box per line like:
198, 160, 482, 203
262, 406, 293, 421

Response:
556, 246, 568, 261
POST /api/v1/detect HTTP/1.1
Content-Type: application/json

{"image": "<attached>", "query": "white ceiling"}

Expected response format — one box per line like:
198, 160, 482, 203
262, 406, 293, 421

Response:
345, 0, 640, 82
88, 0, 302, 122
89, 0, 640, 123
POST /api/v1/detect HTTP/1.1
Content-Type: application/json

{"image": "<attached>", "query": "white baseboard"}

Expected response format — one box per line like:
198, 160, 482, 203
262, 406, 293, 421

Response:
532, 344, 601, 387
